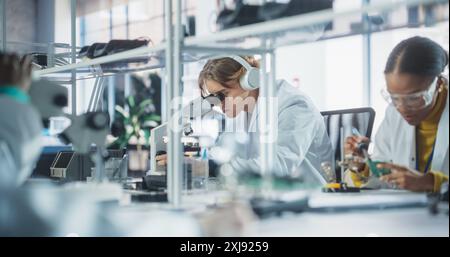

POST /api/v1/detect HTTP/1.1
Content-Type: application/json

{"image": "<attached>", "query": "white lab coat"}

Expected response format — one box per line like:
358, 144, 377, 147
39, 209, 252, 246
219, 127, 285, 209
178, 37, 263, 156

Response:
223, 80, 334, 185
0, 96, 43, 187
345, 86, 449, 188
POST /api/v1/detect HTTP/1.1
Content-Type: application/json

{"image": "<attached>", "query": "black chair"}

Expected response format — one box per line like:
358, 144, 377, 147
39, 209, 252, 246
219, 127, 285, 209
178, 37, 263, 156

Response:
321, 107, 376, 182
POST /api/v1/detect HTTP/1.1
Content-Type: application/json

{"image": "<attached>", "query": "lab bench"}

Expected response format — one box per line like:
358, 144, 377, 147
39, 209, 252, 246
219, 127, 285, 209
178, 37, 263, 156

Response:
122, 188, 449, 237
255, 208, 448, 237
2, 179, 448, 237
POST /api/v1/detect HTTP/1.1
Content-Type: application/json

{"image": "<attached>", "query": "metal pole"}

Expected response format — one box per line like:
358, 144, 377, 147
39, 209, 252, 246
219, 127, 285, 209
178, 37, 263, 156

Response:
107, 7, 115, 121
183, 46, 268, 56
96, 83, 107, 111
169, 0, 183, 207
259, 53, 268, 173
362, 0, 372, 107
161, 0, 167, 123
87, 76, 100, 111
70, 0, 77, 115
268, 50, 277, 172
109, 9, 113, 40
165, 0, 181, 206
94, 147, 105, 182
108, 76, 115, 123
94, 78, 106, 111
161, 72, 167, 122
124, 73, 131, 113
1, 0, 6, 51
259, 47, 277, 190
339, 127, 345, 183
164, 0, 173, 204
125, 4, 129, 39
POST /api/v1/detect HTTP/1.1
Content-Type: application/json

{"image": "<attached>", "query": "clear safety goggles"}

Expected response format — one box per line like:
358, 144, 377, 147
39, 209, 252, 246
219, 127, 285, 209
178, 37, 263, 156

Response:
381, 77, 438, 111
202, 91, 226, 102
201, 84, 226, 102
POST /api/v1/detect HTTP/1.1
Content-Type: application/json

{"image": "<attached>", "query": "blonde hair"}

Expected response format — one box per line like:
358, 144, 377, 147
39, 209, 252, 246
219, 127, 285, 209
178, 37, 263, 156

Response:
198, 56, 259, 95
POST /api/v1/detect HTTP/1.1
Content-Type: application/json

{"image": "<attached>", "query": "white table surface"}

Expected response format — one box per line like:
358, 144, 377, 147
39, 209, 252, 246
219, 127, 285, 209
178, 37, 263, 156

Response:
254, 208, 448, 237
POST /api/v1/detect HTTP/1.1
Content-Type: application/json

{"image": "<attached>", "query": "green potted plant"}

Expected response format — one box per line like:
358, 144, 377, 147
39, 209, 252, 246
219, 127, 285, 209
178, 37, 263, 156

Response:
109, 74, 161, 177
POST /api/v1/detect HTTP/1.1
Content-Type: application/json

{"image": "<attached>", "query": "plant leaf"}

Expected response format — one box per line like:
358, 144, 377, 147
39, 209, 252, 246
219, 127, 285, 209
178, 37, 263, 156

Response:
142, 114, 161, 122
127, 96, 136, 108
115, 105, 129, 119
138, 99, 153, 110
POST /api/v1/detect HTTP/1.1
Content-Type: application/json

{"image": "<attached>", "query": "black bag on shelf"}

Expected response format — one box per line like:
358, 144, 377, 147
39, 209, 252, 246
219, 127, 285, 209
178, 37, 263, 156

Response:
216, 3, 264, 30
77, 39, 151, 70
82, 42, 107, 59
30, 53, 48, 67
258, 0, 334, 21
78, 45, 90, 58
29, 52, 70, 68
78, 39, 149, 59
92, 39, 150, 58
92, 43, 108, 58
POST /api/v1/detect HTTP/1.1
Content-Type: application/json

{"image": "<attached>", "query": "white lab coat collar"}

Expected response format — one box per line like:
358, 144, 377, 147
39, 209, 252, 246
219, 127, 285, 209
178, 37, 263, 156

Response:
432, 86, 449, 171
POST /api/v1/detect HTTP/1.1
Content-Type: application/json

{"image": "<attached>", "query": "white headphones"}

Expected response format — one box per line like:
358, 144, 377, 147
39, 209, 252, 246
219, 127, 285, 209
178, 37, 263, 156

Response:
210, 55, 260, 91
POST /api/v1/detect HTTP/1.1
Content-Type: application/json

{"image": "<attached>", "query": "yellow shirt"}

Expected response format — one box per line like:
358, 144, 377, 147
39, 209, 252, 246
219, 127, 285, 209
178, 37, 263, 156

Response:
348, 85, 449, 192
417, 85, 449, 192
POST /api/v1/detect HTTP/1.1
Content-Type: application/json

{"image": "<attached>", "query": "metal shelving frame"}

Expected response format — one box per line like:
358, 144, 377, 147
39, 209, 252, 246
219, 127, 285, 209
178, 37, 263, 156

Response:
0, 0, 5, 51
1, 0, 448, 207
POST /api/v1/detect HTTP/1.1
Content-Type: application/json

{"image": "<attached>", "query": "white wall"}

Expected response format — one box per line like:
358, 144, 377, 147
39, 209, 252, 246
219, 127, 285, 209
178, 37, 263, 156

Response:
276, 42, 327, 110
276, 35, 364, 112
324, 36, 364, 111
54, 0, 72, 45
195, 0, 218, 36
4, 0, 37, 53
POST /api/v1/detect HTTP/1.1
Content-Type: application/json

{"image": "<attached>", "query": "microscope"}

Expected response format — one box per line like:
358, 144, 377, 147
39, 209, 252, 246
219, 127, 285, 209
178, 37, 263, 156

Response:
29, 79, 111, 182
149, 95, 223, 174
30, 80, 110, 154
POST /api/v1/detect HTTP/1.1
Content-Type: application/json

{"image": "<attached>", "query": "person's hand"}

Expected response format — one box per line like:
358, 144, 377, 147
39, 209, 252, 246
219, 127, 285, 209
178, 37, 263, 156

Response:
344, 136, 370, 172
155, 154, 167, 166
344, 136, 370, 157
378, 163, 434, 192
0, 53, 33, 91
